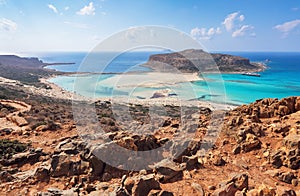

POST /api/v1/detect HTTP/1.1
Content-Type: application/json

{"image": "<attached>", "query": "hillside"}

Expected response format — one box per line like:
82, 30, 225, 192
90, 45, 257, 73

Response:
0, 55, 64, 87
143, 49, 266, 73
0, 82, 298, 195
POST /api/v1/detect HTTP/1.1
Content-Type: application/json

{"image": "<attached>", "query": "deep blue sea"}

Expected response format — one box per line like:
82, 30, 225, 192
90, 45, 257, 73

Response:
39, 51, 300, 105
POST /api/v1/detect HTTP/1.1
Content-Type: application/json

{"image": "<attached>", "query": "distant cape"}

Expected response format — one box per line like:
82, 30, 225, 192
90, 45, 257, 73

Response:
142, 49, 266, 73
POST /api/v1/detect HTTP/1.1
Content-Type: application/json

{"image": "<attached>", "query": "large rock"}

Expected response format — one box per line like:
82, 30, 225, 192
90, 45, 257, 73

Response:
212, 173, 248, 196
277, 172, 297, 184
124, 174, 161, 196
153, 162, 184, 183
7, 115, 28, 126
242, 133, 261, 152
50, 152, 89, 177
271, 134, 300, 169
34, 163, 51, 182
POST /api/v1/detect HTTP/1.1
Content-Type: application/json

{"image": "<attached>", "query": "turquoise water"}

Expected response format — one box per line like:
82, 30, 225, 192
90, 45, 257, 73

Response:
44, 51, 300, 105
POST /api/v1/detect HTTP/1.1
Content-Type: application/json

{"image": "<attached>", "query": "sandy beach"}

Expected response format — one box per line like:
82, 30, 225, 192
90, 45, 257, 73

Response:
97, 72, 203, 88
37, 72, 235, 111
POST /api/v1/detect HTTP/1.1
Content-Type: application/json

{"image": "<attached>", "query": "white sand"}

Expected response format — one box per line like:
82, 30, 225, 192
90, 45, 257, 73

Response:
97, 72, 202, 88
37, 73, 234, 110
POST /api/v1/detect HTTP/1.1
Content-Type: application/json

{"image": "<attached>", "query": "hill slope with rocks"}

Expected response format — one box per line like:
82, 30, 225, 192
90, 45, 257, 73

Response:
0, 82, 299, 195
0, 55, 69, 87
143, 49, 266, 73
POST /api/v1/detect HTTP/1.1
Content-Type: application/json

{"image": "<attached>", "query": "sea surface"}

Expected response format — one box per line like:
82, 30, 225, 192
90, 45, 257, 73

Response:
39, 51, 300, 105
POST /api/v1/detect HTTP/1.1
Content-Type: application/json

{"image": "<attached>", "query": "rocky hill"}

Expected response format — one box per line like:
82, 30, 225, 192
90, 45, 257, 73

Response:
0, 82, 299, 195
143, 49, 266, 73
0, 55, 65, 87
0, 55, 45, 68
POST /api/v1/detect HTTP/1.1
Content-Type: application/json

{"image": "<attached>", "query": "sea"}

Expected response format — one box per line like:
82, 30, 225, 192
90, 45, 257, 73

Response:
38, 51, 300, 106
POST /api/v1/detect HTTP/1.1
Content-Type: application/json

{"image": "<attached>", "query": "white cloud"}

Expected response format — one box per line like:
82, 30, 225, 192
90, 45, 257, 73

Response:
222, 11, 256, 38
0, 18, 17, 32
191, 27, 222, 40
232, 25, 254, 37
292, 7, 299, 11
222, 12, 240, 31
239, 15, 245, 22
48, 4, 58, 14
77, 2, 95, 16
65, 6, 70, 11
274, 19, 300, 36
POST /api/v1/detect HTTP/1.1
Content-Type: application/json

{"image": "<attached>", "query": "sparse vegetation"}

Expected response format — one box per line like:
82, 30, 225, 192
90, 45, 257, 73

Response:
0, 139, 29, 159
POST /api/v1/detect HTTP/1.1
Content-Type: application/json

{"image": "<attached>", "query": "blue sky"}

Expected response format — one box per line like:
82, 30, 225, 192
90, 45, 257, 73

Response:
0, 0, 299, 52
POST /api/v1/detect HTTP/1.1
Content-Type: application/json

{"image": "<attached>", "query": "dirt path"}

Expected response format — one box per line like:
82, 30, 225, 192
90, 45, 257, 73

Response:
0, 100, 31, 131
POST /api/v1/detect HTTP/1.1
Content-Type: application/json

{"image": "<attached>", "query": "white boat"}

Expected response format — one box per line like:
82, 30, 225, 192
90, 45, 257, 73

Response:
242, 72, 261, 77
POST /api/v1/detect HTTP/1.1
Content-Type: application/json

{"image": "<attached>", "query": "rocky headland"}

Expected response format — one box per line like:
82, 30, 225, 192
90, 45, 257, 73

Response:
143, 49, 266, 73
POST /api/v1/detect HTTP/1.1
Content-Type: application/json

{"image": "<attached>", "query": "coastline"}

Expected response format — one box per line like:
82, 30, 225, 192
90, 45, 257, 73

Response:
41, 73, 236, 111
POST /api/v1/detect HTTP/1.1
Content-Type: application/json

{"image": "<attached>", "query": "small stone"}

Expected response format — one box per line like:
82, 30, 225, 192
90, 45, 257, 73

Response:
208, 185, 216, 190
139, 169, 147, 175
291, 179, 298, 186
102, 172, 112, 182
191, 183, 204, 196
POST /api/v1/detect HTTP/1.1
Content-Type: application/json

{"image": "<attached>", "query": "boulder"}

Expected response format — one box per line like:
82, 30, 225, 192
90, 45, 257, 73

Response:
0, 170, 15, 182
50, 153, 88, 177
191, 183, 204, 196
241, 133, 261, 153
34, 163, 51, 182
50, 153, 72, 177
129, 174, 161, 196
89, 155, 105, 176
213, 173, 248, 196
154, 163, 184, 183
271, 134, 300, 169
278, 172, 297, 184
8, 115, 28, 126
212, 182, 238, 196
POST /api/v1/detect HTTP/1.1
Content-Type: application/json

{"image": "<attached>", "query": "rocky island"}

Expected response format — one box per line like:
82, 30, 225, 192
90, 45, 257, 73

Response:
143, 49, 266, 73
0, 54, 298, 195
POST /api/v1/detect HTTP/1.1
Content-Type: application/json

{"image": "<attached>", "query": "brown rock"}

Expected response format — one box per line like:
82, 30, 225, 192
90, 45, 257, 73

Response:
213, 173, 248, 196
154, 163, 184, 183
131, 174, 161, 196
35, 125, 48, 132
295, 97, 300, 111
50, 153, 72, 177
256, 184, 276, 196
89, 155, 105, 176
270, 150, 284, 168
191, 183, 204, 196
211, 154, 226, 166
8, 115, 28, 126
241, 133, 261, 152
278, 172, 297, 184
34, 164, 50, 182
212, 182, 238, 196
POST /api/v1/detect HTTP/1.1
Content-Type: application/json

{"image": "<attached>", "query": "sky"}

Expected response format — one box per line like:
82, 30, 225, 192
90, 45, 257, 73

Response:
0, 0, 299, 53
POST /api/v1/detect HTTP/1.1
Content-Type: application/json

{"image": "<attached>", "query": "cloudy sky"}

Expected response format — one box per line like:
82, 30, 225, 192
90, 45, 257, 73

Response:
0, 0, 299, 52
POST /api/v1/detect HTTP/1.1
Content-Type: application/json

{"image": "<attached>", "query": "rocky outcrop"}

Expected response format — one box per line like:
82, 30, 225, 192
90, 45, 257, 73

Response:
143, 49, 266, 73
1, 96, 300, 195
212, 173, 248, 196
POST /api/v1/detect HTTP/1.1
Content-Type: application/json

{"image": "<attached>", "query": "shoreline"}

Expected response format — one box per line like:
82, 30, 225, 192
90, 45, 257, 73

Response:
40, 73, 237, 111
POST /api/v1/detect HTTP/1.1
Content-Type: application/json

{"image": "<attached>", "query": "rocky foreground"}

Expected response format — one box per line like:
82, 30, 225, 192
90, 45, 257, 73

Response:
0, 81, 299, 196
